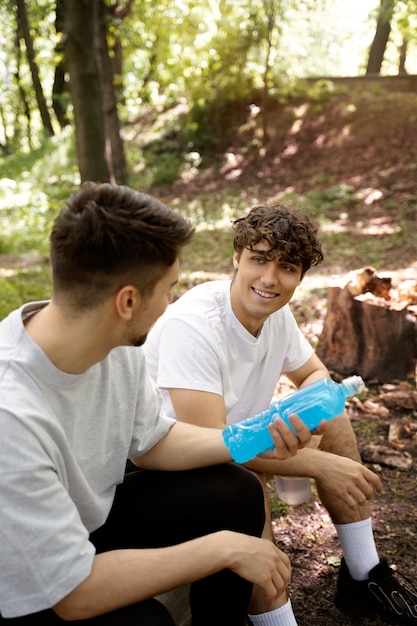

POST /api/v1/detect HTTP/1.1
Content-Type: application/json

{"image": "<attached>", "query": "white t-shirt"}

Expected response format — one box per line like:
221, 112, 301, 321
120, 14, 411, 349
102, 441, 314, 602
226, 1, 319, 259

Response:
0, 302, 175, 618
144, 280, 313, 424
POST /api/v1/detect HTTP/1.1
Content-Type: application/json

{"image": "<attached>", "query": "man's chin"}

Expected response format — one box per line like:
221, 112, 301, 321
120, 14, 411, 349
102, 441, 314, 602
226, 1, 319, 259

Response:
132, 334, 147, 347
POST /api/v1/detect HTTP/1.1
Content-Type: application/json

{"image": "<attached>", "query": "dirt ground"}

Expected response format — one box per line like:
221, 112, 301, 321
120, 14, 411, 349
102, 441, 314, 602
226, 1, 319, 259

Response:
268, 378, 417, 625
271, 466, 417, 626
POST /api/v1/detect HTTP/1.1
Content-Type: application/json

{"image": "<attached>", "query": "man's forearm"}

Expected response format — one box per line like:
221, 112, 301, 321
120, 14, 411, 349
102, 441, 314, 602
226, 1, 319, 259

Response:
135, 416, 312, 471
244, 445, 329, 479
53, 532, 236, 620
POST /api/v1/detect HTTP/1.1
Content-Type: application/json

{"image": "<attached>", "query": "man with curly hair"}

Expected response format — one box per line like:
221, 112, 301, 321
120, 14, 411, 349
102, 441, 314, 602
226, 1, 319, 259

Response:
145, 203, 417, 626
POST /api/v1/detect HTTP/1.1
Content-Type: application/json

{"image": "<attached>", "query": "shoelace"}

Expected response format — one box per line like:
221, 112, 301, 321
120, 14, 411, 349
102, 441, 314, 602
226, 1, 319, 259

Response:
390, 568, 417, 598
373, 561, 417, 594
370, 565, 417, 619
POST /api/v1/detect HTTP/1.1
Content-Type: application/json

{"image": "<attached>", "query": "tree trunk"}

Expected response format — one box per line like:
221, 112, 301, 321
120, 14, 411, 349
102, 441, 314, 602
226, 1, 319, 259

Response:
52, 0, 70, 129
13, 29, 32, 150
316, 268, 417, 383
95, 0, 128, 184
62, 0, 109, 183
260, 0, 282, 148
366, 0, 395, 75
111, 0, 136, 104
16, 0, 54, 136
52, 62, 70, 130
0, 106, 10, 155
398, 37, 408, 75
261, 37, 272, 148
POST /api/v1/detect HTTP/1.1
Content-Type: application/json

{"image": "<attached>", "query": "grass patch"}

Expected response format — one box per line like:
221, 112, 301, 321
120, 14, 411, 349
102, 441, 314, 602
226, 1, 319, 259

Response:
0, 263, 52, 320
352, 418, 387, 438
0, 129, 79, 258
270, 494, 289, 516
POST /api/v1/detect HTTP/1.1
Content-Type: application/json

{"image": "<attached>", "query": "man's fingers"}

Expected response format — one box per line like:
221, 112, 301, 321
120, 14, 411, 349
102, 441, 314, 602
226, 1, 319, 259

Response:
271, 414, 311, 446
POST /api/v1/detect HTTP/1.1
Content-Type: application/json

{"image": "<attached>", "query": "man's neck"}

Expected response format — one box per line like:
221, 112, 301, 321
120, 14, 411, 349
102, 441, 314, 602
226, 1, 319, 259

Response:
24, 301, 116, 374
229, 285, 265, 337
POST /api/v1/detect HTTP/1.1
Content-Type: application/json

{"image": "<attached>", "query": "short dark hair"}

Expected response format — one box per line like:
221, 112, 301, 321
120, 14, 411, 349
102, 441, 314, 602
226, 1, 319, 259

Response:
232, 204, 323, 275
50, 182, 194, 310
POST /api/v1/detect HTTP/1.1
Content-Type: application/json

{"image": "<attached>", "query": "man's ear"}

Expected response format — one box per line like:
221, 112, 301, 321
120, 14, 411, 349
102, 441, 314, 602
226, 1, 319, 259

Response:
232, 251, 240, 270
114, 286, 141, 320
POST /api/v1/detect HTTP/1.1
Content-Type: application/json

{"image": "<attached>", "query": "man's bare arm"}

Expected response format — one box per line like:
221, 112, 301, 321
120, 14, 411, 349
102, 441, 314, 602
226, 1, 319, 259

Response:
134, 417, 312, 471
53, 531, 291, 620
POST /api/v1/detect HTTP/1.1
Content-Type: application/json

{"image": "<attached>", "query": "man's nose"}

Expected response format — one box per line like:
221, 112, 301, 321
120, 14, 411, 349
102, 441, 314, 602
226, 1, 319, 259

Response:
260, 264, 279, 285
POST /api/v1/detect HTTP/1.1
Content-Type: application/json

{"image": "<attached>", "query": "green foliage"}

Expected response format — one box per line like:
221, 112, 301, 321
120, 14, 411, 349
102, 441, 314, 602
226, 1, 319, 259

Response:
353, 418, 386, 438
270, 493, 288, 516
0, 276, 19, 320
303, 183, 359, 215
119, 0, 374, 126
184, 96, 254, 151
150, 153, 183, 187
3, 0, 417, 162
306, 79, 348, 102
0, 266, 52, 321
0, 131, 73, 319
0, 129, 78, 256
0, 0, 60, 152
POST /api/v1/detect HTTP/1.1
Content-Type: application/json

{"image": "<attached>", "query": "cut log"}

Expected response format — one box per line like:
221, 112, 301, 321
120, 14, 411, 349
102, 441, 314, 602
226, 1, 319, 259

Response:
316, 267, 417, 383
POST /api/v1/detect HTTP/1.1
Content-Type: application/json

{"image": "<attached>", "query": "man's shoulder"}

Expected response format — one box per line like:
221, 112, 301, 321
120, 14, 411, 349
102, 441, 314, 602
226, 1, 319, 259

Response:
0, 307, 24, 376
181, 279, 229, 298
171, 279, 230, 314
147, 280, 231, 348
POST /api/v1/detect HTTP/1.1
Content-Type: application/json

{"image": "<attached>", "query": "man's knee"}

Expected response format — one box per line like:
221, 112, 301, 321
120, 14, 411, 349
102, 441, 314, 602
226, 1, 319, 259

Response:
224, 464, 266, 521
319, 413, 360, 459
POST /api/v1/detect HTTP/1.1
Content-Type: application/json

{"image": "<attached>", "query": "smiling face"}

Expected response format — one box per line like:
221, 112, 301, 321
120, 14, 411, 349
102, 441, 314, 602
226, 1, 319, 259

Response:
230, 240, 303, 336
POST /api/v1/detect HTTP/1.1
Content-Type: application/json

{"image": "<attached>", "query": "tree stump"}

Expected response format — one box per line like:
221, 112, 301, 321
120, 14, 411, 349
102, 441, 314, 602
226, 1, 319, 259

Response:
316, 267, 417, 383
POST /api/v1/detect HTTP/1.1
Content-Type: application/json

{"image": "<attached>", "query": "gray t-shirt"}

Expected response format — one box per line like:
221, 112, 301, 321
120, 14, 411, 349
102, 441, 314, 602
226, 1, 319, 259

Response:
0, 302, 175, 618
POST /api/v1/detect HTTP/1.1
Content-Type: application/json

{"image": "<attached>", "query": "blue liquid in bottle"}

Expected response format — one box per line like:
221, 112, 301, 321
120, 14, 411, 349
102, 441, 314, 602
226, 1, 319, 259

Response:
222, 375, 365, 463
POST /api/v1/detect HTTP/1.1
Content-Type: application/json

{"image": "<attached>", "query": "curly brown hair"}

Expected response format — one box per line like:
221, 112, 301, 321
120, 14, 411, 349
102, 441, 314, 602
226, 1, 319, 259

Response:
232, 204, 323, 276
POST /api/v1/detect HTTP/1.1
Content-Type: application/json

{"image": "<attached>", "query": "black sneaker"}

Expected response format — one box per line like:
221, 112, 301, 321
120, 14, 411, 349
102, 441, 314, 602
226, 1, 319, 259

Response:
334, 557, 417, 625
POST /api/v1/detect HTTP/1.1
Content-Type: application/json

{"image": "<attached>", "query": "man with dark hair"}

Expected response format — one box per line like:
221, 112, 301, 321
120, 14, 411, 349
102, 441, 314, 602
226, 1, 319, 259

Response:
0, 184, 312, 625
145, 203, 417, 626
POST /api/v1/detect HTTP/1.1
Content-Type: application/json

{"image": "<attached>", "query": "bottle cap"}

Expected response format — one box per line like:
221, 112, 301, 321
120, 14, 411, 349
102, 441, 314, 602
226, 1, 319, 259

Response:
342, 375, 365, 396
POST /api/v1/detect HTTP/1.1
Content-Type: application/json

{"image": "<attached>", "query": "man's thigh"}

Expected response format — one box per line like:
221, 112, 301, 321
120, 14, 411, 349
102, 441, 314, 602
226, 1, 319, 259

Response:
91, 463, 265, 552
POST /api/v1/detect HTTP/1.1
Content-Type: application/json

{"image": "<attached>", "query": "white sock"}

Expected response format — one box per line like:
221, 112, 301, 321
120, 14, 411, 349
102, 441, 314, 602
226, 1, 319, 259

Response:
248, 600, 297, 626
335, 518, 380, 581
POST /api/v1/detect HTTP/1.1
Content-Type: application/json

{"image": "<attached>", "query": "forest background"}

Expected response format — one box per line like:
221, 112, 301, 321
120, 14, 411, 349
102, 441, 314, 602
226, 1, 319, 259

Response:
1, 1, 417, 624
1, 0, 417, 312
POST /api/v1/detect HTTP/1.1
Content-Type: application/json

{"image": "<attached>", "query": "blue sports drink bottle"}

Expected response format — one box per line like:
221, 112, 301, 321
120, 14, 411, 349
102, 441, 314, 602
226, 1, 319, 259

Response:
222, 375, 365, 463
